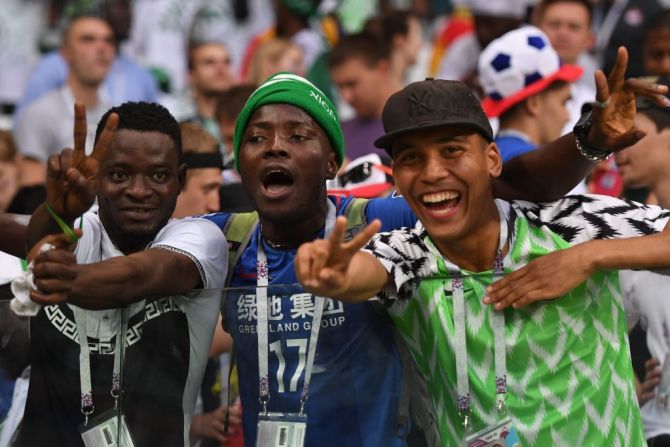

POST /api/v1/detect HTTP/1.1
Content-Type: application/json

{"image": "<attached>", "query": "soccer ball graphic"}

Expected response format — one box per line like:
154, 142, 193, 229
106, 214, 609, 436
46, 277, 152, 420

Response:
479, 26, 562, 101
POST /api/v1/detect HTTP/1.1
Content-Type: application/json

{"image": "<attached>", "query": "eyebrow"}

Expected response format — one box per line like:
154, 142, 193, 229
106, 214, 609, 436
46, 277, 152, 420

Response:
246, 120, 315, 130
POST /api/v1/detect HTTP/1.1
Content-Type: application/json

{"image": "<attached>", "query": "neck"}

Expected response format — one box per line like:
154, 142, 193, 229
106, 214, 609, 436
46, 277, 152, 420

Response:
651, 174, 670, 208
194, 93, 217, 120
259, 198, 330, 249
499, 117, 540, 146
433, 200, 502, 272
373, 81, 404, 118
67, 75, 99, 108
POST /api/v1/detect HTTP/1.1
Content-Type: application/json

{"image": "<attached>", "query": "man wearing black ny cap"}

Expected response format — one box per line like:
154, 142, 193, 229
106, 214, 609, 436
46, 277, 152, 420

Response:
295, 55, 670, 445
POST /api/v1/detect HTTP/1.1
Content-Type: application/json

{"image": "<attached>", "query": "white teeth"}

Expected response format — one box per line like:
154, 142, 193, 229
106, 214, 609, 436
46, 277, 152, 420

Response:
421, 191, 459, 203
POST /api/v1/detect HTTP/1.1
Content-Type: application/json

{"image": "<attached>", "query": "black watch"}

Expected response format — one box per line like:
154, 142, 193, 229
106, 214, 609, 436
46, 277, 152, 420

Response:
573, 110, 612, 162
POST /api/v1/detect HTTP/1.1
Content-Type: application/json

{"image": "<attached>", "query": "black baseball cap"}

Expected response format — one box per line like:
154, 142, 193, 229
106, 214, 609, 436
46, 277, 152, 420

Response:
636, 76, 670, 114
374, 78, 494, 156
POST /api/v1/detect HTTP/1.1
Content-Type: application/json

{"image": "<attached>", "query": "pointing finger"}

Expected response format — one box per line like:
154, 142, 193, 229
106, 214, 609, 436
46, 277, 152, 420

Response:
73, 103, 87, 165
607, 47, 628, 90
90, 112, 118, 161
343, 219, 382, 254
327, 216, 348, 252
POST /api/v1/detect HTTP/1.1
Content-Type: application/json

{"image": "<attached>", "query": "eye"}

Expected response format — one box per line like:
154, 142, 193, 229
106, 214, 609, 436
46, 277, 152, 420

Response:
110, 171, 128, 182
291, 133, 309, 142
443, 145, 464, 155
152, 172, 167, 182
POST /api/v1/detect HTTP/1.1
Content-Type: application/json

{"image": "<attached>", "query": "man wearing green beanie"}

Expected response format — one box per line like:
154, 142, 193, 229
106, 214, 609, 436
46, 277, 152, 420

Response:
203, 67, 658, 447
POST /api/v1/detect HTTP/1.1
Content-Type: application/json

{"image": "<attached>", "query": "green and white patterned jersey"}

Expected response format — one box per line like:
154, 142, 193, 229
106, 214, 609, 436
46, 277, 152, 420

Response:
365, 195, 670, 446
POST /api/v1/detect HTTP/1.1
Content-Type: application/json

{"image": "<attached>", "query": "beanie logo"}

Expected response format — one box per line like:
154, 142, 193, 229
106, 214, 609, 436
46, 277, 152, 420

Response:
408, 90, 433, 117
309, 90, 337, 122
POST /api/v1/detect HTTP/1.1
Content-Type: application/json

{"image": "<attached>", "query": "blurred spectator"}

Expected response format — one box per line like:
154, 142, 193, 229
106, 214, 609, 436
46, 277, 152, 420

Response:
0, 0, 46, 127
592, 0, 663, 78
14, 1, 158, 120
329, 32, 401, 161
616, 77, 670, 446
435, 0, 527, 83
246, 38, 306, 85
379, 10, 424, 84
214, 85, 256, 212
189, 0, 275, 76
479, 26, 582, 162
0, 131, 20, 214
177, 43, 236, 141
644, 10, 670, 76
174, 123, 223, 218
241, 0, 326, 80
125, 0, 201, 95
13, 16, 114, 186
534, 0, 597, 131
216, 84, 258, 170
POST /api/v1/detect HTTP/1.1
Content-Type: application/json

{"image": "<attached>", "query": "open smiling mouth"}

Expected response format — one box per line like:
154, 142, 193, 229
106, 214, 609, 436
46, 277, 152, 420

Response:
262, 169, 295, 195
420, 191, 461, 216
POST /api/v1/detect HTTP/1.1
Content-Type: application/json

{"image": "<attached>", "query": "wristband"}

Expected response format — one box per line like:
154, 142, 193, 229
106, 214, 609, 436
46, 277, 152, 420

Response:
45, 203, 82, 242
573, 110, 612, 162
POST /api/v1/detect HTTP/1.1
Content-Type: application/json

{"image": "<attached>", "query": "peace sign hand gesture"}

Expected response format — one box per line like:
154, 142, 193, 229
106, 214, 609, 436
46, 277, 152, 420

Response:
588, 47, 670, 151
295, 217, 382, 298
46, 103, 118, 220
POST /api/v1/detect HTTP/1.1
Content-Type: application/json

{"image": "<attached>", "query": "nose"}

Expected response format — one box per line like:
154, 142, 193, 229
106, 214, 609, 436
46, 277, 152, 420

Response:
125, 175, 153, 200
421, 152, 449, 184
206, 189, 221, 213
264, 134, 290, 159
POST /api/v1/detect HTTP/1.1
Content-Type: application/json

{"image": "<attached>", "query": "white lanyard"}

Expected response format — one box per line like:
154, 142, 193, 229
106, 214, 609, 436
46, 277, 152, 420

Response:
72, 307, 128, 426
256, 200, 336, 415
431, 205, 508, 432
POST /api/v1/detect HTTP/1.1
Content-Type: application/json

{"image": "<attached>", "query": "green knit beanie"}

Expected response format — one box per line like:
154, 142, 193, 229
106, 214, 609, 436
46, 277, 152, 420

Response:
234, 73, 344, 170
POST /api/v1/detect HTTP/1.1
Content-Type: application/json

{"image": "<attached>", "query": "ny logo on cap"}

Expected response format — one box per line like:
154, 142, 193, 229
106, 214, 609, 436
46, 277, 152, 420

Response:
408, 90, 433, 117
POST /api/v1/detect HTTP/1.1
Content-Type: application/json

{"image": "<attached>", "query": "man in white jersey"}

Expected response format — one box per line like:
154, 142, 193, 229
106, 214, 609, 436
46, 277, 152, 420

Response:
17, 101, 227, 447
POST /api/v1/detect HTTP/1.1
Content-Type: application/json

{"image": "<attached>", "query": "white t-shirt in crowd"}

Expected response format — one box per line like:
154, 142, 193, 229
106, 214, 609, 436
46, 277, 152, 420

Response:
621, 269, 670, 440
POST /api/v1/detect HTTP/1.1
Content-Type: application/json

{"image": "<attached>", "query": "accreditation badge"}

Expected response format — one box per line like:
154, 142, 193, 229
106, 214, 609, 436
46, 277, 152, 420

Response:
256, 412, 307, 447
80, 410, 135, 447
465, 418, 521, 447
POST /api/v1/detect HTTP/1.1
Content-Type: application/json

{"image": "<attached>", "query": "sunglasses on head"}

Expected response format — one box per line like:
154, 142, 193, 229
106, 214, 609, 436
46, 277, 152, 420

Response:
339, 161, 393, 186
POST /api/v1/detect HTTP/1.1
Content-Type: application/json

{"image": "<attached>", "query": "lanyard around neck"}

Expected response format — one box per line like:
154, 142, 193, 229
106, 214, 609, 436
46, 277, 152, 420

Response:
72, 306, 128, 426
256, 200, 336, 415
429, 203, 509, 432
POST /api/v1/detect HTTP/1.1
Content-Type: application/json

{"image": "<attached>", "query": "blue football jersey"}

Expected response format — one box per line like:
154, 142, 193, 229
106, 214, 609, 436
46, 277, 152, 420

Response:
204, 195, 416, 447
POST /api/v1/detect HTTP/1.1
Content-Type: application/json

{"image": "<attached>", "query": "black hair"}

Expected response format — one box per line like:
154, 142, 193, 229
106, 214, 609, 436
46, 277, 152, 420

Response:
328, 32, 391, 69
216, 84, 258, 122
95, 101, 182, 162
646, 9, 670, 36
381, 10, 417, 43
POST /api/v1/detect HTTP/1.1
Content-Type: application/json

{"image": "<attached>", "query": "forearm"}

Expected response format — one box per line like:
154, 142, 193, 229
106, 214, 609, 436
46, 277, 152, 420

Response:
335, 252, 390, 303
0, 214, 29, 258
27, 203, 73, 249
588, 230, 670, 272
68, 249, 201, 309
494, 133, 592, 202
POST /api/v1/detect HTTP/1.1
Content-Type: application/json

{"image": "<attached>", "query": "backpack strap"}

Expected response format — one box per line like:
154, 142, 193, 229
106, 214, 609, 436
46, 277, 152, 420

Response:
222, 212, 259, 287
342, 197, 368, 241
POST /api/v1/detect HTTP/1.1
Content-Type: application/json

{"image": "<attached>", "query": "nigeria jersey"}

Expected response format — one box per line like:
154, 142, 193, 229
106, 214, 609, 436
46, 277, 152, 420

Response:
16, 214, 227, 447
204, 195, 417, 447
365, 195, 670, 446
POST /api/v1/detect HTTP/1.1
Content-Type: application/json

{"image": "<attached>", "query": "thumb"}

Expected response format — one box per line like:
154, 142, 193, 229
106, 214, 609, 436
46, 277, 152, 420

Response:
609, 128, 647, 152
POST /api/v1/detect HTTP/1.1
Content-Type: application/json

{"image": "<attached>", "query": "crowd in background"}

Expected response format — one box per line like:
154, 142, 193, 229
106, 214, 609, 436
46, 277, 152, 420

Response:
2, 0, 670, 446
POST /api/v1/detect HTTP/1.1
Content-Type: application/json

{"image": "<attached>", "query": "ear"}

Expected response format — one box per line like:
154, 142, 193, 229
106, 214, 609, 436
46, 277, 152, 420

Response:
375, 59, 391, 76
177, 163, 187, 192
524, 94, 541, 117
485, 141, 503, 178
326, 152, 338, 180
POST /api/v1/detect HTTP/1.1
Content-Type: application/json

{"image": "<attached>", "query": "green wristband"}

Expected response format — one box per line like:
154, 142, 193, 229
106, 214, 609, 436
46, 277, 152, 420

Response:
45, 203, 82, 242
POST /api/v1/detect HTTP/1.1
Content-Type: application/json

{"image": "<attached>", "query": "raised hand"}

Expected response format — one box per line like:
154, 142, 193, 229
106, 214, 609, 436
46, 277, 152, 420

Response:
29, 229, 81, 305
295, 216, 381, 297
483, 243, 594, 309
46, 103, 118, 220
589, 47, 670, 151
637, 357, 662, 407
